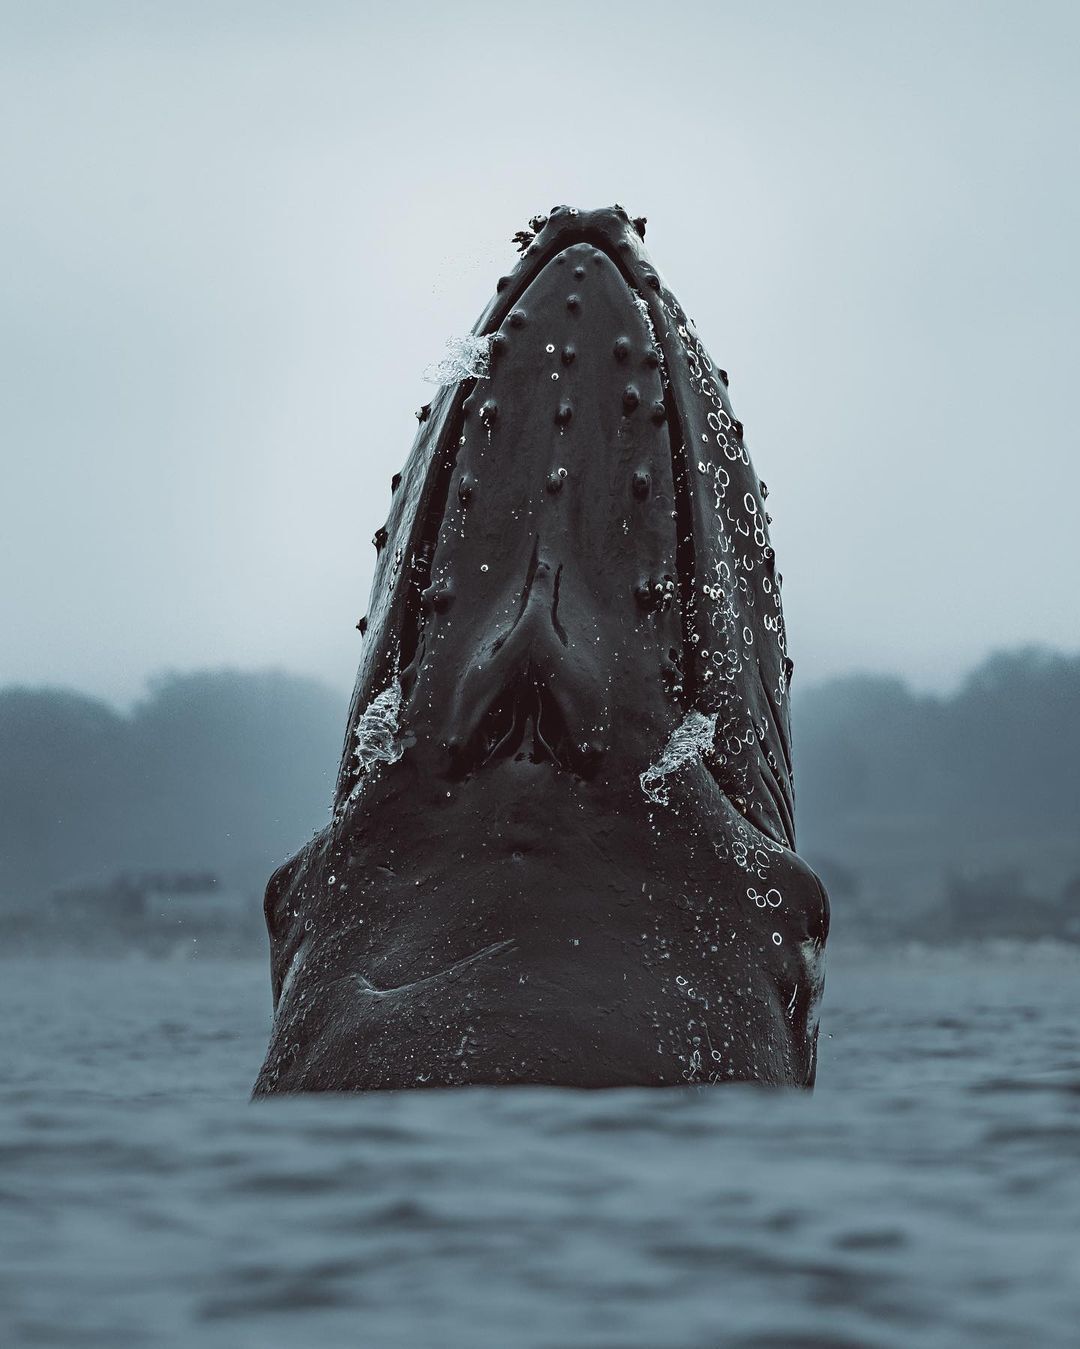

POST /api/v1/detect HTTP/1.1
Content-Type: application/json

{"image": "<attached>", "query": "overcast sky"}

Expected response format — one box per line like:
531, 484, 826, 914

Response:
3, 1, 1078, 704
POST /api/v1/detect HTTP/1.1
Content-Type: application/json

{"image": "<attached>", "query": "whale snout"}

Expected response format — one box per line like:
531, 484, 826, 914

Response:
401, 235, 692, 779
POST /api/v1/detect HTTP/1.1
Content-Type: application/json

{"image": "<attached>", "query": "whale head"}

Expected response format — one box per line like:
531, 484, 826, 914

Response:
255, 206, 828, 1094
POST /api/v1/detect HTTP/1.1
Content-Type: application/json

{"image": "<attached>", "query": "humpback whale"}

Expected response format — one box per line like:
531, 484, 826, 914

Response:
254, 205, 829, 1094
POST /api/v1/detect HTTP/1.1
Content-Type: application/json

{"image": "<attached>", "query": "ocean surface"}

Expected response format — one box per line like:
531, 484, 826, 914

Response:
3, 943, 1080, 1348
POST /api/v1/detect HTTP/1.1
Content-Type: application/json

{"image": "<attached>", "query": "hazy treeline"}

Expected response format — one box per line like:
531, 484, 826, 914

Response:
2, 648, 1078, 939
0, 671, 344, 909
794, 647, 1080, 935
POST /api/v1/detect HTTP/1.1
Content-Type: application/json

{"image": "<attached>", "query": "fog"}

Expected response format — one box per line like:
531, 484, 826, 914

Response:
3, 1, 1079, 704
5, 649, 1079, 944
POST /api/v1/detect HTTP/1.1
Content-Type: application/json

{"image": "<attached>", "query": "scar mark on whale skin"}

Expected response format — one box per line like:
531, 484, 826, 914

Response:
347, 940, 518, 999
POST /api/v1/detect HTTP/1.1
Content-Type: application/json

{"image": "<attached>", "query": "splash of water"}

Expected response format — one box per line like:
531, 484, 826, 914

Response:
423, 333, 495, 385
640, 710, 717, 806
338, 682, 404, 813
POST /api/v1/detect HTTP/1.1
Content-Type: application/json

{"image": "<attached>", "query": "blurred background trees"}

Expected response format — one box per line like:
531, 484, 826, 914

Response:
2, 648, 1078, 942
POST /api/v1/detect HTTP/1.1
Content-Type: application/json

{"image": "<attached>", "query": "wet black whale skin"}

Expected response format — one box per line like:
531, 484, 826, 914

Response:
253, 206, 829, 1095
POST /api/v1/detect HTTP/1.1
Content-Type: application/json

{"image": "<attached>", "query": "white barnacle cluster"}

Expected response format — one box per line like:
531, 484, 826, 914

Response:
640, 710, 718, 806
422, 333, 495, 386
338, 681, 404, 813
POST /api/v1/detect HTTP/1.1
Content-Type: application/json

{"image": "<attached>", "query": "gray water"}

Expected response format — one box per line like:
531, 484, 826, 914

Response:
3, 945, 1079, 1348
